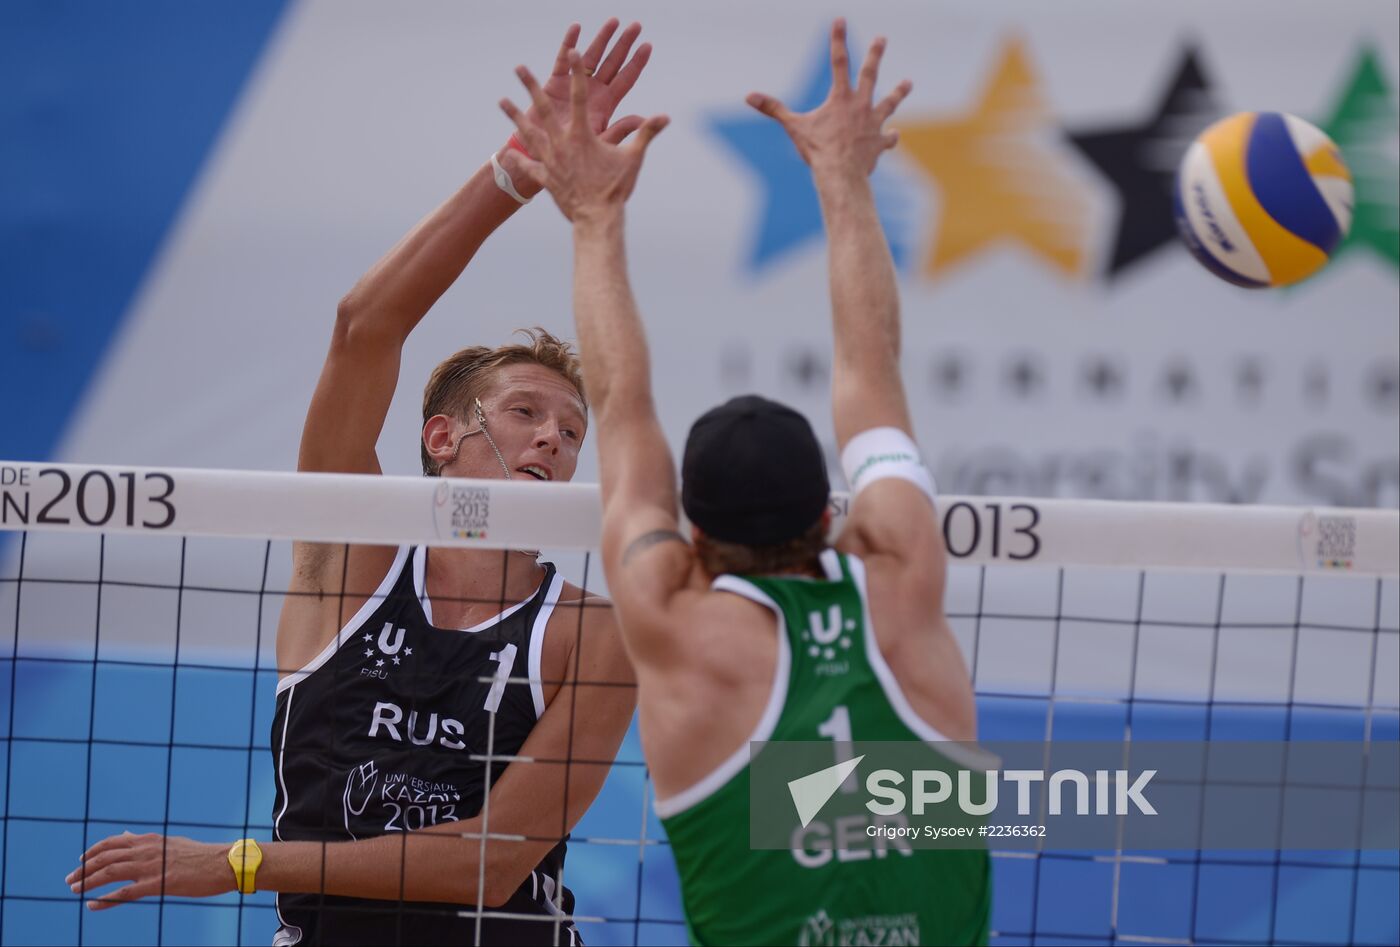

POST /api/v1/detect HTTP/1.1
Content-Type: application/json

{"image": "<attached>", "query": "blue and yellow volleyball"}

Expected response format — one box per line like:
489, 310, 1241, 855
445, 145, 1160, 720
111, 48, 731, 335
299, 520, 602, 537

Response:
1174, 111, 1352, 288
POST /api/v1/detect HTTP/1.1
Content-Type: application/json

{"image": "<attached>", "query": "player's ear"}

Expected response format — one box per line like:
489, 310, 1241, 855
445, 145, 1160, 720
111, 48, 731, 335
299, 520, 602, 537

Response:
422, 414, 459, 468
690, 524, 704, 546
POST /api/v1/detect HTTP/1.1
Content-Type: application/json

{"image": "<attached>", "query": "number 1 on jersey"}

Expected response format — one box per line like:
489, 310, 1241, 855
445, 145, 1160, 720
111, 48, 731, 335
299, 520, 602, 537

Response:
817, 705, 859, 794
483, 644, 519, 713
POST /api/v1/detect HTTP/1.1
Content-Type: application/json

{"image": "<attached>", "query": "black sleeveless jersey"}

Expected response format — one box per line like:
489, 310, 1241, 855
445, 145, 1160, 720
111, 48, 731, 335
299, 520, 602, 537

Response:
270, 546, 580, 946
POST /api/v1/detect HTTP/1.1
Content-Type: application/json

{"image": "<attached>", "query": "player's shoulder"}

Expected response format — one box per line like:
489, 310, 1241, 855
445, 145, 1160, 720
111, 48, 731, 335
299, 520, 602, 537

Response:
554, 580, 612, 616
833, 532, 948, 645
838, 481, 944, 574
630, 585, 781, 699
545, 580, 620, 645
543, 580, 635, 687
642, 583, 774, 668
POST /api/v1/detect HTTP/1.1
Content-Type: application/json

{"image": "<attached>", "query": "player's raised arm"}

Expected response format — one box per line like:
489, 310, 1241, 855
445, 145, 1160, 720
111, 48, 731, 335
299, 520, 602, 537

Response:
748, 19, 911, 447
749, 20, 936, 565
300, 21, 651, 477
500, 55, 688, 649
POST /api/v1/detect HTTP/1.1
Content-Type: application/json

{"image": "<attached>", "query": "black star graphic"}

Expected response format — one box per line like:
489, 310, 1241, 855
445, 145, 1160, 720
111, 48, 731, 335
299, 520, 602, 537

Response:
1006, 357, 1044, 400
784, 347, 829, 390
1068, 47, 1222, 278
1368, 362, 1398, 412
1082, 357, 1124, 400
1162, 361, 1198, 403
1235, 358, 1265, 405
931, 354, 967, 396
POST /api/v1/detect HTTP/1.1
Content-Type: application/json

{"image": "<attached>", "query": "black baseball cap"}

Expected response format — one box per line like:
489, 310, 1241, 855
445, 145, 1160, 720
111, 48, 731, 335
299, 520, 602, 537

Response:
681, 395, 830, 545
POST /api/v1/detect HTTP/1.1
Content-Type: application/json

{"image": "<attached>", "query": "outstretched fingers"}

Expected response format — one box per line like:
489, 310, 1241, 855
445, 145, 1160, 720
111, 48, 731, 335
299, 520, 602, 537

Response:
71, 857, 142, 894
549, 23, 582, 79
628, 114, 670, 156
72, 832, 137, 875
515, 65, 554, 123
594, 21, 641, 84
607, 41, 652, 107
579, 17, 620, 74
568, 51, 591, 131
875, 78, 913, 122
856, 37, 887, 101
64, 832, 155, 910
68, 843, 136, 888
87, 882, 158, 911
829, 18, 851, 93
602, 114, 646, 145
746, 92, 795, 126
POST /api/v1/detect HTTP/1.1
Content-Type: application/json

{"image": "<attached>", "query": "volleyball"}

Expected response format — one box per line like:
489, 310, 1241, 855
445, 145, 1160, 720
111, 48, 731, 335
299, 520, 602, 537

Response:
1174, 111, 1353, 288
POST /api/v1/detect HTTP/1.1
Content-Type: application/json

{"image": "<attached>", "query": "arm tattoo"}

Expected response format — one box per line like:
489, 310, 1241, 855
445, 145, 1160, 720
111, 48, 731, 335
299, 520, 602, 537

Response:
622, 529, 688, 565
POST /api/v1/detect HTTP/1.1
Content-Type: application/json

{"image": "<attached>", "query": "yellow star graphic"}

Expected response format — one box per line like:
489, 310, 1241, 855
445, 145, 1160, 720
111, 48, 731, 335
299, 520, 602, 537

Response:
899, 39, 1094, 279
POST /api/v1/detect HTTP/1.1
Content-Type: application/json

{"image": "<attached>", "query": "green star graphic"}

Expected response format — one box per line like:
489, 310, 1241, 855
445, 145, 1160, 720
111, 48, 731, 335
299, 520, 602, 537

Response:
1320, 49, 1399, 268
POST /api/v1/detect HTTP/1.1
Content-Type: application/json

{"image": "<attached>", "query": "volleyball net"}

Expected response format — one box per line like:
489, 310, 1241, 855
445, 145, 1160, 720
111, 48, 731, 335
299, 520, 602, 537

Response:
0, 461, 1396, 946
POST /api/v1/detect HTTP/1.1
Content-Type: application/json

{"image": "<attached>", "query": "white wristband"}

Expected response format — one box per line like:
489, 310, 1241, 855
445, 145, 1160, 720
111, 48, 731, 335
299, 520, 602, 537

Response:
490, 152, 532, 205
840, 427, 937, 504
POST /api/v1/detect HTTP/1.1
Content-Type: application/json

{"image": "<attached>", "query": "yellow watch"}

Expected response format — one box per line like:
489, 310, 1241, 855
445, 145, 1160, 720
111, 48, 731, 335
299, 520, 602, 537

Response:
227, 838, 263, 895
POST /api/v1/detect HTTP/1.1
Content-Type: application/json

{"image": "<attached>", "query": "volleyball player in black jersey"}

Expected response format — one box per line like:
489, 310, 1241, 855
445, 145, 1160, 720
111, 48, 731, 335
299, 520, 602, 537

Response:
66, 20, 650, 946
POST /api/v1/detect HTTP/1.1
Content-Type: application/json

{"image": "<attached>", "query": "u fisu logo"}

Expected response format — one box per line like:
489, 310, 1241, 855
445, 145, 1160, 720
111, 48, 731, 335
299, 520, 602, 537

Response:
802, 606, 857, 667
378, 624, 406, 655
808, 605, 846, 645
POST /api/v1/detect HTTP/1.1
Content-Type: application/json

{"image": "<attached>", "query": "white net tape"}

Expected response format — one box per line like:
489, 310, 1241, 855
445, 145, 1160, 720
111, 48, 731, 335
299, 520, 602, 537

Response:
1, 462, 1396, 574
1, 461, 1396, 946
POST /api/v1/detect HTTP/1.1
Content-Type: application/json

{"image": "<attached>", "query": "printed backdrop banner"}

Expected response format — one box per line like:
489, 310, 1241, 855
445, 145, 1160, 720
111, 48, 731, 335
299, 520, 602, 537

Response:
1, 7, 1396, 943
11, 1, 1395, 510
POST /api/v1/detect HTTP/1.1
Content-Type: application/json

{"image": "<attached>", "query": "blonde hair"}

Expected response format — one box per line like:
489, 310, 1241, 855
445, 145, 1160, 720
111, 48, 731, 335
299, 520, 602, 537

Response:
421, 328, 586, 476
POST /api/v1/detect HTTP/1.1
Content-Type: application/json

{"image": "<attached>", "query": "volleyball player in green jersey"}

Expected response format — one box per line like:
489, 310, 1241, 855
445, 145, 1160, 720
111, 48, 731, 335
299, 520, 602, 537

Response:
503, 18, 990, 945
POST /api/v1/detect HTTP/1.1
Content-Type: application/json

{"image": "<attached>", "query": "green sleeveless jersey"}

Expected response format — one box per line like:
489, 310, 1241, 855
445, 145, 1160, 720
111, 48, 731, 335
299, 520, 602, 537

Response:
656, 550, 991, 947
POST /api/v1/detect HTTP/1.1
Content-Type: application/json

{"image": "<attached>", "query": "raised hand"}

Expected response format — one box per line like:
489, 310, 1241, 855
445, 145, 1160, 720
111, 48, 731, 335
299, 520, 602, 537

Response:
501, 50, 668, 223
746, 19, 911, 178
505, 19, 652, 170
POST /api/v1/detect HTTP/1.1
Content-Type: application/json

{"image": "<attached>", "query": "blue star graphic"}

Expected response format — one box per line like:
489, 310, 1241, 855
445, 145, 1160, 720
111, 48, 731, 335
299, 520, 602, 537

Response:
709, 30, 912, 273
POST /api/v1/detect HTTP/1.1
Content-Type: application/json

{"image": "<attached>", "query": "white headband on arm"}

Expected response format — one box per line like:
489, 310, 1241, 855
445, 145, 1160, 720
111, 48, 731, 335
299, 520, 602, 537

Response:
840, 426, 937, 503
